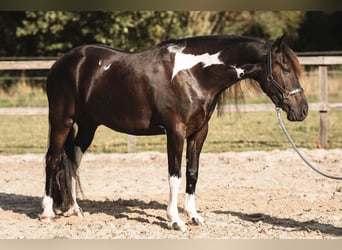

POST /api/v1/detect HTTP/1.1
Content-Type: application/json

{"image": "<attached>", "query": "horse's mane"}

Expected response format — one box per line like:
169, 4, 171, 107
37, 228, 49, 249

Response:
283, 44, 303, 78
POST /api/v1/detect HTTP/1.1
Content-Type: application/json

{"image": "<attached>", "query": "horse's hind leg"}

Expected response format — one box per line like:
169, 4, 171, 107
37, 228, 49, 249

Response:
63, 115, 98, 217
62, 142, 83, 217
41, 123, 74, 222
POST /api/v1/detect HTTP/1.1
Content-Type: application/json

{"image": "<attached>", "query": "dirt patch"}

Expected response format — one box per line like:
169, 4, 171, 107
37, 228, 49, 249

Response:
0, 149, 342, 239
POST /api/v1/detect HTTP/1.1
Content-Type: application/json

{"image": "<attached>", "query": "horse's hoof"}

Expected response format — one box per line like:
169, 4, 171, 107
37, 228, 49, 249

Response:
62, 206, 84, 217
54, 208, 63, 215
188, 215, 204, 226
189, 217, 201, 226
168, 222, 186, 232
39, 215, 54, 223
63, 209, 84, 218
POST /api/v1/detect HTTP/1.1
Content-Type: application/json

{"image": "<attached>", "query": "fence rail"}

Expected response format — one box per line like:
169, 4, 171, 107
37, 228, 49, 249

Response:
0, 60, 54, 70
0, 55, 341, 150
1, 102, 341, 116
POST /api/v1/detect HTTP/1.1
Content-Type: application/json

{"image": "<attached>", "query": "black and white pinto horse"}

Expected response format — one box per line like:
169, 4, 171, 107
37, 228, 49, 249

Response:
40, 35, 308, 231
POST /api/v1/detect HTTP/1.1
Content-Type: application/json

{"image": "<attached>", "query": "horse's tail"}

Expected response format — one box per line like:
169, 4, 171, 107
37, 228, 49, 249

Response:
48, 125, 82, 210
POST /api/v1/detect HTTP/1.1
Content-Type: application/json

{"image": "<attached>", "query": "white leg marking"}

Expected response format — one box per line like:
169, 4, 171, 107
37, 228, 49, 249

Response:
231, 65, 245, 79
40, 195, 55, 222
184, 193, 204, 225
168, 45, 224, 80
167, 175, 186, 231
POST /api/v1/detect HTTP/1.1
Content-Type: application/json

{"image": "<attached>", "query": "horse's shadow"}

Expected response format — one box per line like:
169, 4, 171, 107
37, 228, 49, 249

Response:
78, 197, 169, 228
0, 192, 169, 228
213, 210, 342, 237
1, 192, 342, 237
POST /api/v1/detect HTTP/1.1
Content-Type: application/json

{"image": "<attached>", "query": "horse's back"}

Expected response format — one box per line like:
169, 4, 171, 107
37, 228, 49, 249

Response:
46, 44, 168, 134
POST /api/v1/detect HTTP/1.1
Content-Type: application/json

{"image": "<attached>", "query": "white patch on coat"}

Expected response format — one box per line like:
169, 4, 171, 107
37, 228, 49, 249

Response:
104, 64, 111, 71
98, 59, 111, 71
231, 65, 245, 79
168, 45, 224, 80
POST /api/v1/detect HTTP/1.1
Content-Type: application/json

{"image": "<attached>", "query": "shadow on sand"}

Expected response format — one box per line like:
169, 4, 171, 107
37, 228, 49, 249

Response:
1, 192, 341, 236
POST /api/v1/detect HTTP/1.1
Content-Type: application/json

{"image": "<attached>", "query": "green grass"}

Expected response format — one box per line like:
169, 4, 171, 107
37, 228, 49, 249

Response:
0, 70, 341, 154
0, 83, 47, 107
0, 111, 341, 155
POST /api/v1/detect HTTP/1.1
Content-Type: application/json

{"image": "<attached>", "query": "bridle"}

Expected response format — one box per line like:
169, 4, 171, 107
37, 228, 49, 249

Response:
268, 41, 342, 180
266, 42, 303, 106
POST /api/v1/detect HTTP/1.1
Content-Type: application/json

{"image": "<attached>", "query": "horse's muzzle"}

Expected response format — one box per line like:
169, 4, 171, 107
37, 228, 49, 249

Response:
286, 104, 308, 122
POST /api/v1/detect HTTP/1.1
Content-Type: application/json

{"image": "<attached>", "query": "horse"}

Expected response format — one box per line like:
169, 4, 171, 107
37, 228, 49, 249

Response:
40, 34, 308, 231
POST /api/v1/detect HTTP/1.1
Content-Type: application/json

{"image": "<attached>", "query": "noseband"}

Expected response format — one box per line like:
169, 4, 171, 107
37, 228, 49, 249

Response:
266, 42, 303, 105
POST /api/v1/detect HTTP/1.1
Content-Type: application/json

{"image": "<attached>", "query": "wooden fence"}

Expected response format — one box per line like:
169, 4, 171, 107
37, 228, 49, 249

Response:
0, 56, 341, 150
298, 56, 342, 148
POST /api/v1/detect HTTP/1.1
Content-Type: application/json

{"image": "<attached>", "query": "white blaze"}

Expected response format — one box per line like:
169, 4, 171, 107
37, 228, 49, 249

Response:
168, 45, 224, 80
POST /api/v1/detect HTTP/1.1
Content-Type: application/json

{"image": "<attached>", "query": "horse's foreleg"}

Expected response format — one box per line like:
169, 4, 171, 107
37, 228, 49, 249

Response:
185, 124, 208, 226
166, 128, 186, 231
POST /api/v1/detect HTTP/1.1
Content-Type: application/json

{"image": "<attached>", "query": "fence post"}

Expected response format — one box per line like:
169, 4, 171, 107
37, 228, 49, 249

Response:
318, 65, 328, 148
127, 135, 136, 153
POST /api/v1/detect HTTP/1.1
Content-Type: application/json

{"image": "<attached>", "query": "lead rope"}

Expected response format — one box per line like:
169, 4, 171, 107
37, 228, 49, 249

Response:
276, 108, 342, 180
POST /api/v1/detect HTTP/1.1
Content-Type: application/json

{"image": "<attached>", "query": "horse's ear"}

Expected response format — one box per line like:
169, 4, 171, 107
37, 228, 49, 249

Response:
272, 33, 287, 52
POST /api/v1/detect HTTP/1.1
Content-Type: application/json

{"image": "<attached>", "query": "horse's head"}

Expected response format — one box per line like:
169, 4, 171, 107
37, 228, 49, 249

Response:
259, 35, 308, 121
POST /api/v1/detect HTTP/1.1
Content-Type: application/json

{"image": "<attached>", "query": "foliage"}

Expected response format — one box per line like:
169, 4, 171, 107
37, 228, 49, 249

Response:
0, 11, 341, 93
13, 11, 305, 56
294, 11, 342, 51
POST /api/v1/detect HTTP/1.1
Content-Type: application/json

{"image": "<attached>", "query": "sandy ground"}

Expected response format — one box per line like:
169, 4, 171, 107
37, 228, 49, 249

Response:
0, 149, 341, 239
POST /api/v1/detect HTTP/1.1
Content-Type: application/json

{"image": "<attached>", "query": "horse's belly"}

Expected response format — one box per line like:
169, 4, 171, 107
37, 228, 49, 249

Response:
102, 120, 166, 136
91, 108, 164, 136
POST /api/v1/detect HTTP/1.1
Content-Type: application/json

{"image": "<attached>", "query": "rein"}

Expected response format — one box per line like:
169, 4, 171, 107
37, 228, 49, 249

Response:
266, 42, 303, 102
276, 108, 342, 180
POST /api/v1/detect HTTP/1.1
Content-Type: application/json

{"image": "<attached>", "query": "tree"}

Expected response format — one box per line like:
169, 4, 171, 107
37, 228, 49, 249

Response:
0, 12, 26, 57
175, 11, 305, 44
0, 11, 308, 91
14, 11, 305, 57
15, 11, 188, 56
293, 11, 342, 51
